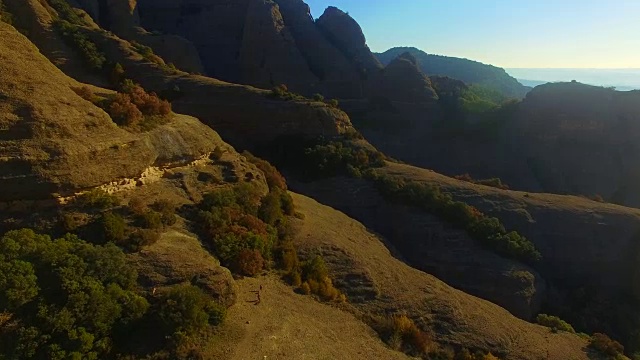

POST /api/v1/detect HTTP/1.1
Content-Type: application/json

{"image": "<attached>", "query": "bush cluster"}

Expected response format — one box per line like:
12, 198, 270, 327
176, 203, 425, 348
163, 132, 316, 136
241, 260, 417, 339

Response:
536, 314, 575, 333
55, 20, 106, 71
264, 135, 385, 180
270, 84, 306, 101
75, 82, 171, 131
107, 84, 171, 129
243, 151, 288, 191
0, 229, 146, 358
130, 41, 177, 72
156, 284, 226, 336
374, 314, 435, 356
196, 183, 281, 276
0, 227, 228, 359
296, 256, 344, 302
368, 173, 541, 264
76, 189, 120, 209
589, 333, 624, 358
454, 173, 510, 190
48, 0, 89, 26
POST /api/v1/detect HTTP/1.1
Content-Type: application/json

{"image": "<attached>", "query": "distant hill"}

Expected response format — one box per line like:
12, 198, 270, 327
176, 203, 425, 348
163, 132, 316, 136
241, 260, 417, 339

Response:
375, 47, 531, 99
507, 68, 640, 91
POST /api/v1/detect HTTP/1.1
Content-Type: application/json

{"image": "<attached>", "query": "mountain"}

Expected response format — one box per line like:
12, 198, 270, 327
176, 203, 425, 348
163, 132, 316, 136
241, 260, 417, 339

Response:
507, 68, 640, 91
0, 0, 637, 358
376, 47, 531, 99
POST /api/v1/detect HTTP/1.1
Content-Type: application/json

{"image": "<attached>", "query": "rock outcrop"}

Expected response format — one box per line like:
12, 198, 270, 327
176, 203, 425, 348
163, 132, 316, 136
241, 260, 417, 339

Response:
136, 0, 252, 81
367, 52, 439, 103
273, 0, 360, 97
238, 0, 318, 92
316, 6, 382, 74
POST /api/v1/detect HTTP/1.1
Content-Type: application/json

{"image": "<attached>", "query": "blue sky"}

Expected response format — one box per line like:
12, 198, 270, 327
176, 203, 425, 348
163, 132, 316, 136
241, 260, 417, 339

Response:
305, 0, 640, 68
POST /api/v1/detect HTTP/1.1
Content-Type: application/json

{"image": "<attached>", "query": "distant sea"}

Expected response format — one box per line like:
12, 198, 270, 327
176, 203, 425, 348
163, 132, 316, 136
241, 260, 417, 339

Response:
506, 68, 640, 91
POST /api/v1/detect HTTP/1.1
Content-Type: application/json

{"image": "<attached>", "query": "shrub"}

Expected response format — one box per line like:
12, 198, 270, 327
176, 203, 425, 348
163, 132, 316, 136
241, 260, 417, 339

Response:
126, 229, 161, 251
258, 190, 285, 226
157, 284, 226, 337
234, 249, 264, 276
589, 333, 624, 357
77, 189, 120, 209
454, 173, 509, 190
110, 63, 125, 86
60, 212, 87, 232
264, 135, 385, 180
242, 151, 288, 191
375, 314, 434, 356
211, 146, 225, 161
128, 197, 146, 215
100, 212, 127, 243
269, 84, 306, 101
54, 20, 106, 71
313, 93, 325, 102
131, 41, 167, 67
109, 93, 144, 126
153, 200, 177, 226
102, 84, 171, 130
536, 313, 576, 332
141, 210, 163, 230
276, 242, 299, 272
73, 86, 97, 102
327, 99, 339, 108
300, 282, 311, 295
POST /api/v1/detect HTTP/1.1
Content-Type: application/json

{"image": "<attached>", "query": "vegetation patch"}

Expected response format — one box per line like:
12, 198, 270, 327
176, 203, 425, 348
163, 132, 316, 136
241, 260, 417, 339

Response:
74, 83, 172, 132
366, 172, 541, 264
130, 41, 177, 73
0, 229, 225, 359
55, 20, 106, 71
263, 135, 385, 180
589, 333, 624, 359
269, 84, 307, 101
536, 314, 575, 333
454, 173, 510, 190
192, 158, 343, 301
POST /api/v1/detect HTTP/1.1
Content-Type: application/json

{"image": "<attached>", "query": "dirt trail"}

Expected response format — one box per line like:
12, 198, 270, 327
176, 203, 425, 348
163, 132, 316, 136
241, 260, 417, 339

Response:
221, 276, 409, 360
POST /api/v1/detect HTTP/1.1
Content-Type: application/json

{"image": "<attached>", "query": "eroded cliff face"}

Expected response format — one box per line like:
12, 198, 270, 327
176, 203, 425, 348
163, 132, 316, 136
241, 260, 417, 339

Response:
316, 6, 382, 75
509, 83, 640, 206
238, 0, 318, 92
127, 0, 436, 100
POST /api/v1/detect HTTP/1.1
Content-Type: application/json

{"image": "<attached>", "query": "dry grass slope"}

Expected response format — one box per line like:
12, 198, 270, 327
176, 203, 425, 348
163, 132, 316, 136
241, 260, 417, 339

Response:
290, 192, 597, 360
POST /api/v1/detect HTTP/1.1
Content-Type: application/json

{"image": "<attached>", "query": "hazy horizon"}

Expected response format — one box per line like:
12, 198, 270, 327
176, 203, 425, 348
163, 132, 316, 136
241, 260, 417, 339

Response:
305, 0, 640, 69
506, 68, 640, 90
